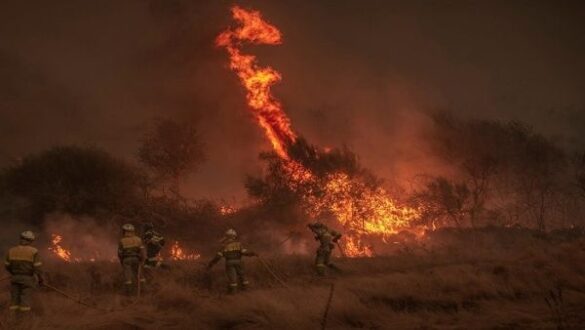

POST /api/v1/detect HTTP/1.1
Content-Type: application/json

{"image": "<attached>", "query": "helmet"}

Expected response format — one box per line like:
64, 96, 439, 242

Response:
143, 222, 154, 230
122, 223, 135, 232
20, 231, 35, 241
225, 229, 237, 238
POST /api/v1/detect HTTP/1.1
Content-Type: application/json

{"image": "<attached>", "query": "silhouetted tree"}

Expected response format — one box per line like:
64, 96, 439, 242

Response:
431, 114, 511, 227
510, 133, 567, 231
430, 113, 570, 230
413, 177, 471, 228
138, 118, 205, 197
0, 146, 145, 224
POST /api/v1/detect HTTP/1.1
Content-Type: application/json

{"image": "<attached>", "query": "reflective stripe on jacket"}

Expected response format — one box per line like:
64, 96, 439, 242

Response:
5, 245, 42, 276
118, 235, 144, 259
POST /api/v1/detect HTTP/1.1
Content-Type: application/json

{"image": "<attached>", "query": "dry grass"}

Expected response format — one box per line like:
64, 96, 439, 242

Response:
2, 229, 585, 329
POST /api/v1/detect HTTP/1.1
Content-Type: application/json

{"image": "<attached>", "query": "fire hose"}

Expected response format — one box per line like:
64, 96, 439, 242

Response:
136, 263, 143, 298
42, 283, 109, 312
321, 283, 335, 330
277, 235, 293, 248
257, 257, 289, 289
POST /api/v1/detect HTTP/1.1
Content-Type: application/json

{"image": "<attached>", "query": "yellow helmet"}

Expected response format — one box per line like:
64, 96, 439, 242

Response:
225, 228, 237, 238
122, 223, 135, 232
20, 231, 35, 241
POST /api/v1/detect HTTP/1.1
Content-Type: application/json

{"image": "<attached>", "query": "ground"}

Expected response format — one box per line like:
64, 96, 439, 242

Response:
2, 228, 585, 329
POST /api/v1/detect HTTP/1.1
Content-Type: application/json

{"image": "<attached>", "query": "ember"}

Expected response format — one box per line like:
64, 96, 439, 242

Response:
169, 241, 200, 261
49, 234, 72, 262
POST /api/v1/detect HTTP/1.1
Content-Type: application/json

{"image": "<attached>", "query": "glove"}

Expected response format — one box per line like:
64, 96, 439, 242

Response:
38, 276, 44, 286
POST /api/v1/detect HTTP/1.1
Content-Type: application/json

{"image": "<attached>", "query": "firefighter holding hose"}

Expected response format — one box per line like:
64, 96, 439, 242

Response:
4, 231, 43, 314
307, 222, 342, 276
207, 229, 257, 294
142, 222, 165, 269
118, 223, 146, 295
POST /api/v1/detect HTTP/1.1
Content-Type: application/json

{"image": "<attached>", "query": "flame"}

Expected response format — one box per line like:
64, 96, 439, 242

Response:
49, 234, 72, 262
216, 6, 295, 159
218, 6, 420, 257
307, 173, 419, 234
219, 205, 237, 216
169, 241, 200, 261
48, 234, 116, 262
344, 236, 374, 258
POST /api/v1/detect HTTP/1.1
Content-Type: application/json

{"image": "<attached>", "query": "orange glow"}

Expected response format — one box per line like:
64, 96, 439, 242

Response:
169, 241, 200, 261
219, 205, 237, 216
308, 174, 406, 234
49, 234, 72, 262
216, 6, 295, 159
344, 236, 374, 258
218, 7, 420, 257
48, 234, 115, 262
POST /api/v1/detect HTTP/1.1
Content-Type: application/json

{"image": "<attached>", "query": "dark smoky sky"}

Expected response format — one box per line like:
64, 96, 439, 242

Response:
1, 0, 584, 200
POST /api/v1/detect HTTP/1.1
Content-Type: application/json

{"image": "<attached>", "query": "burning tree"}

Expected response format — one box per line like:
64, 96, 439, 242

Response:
217, 6, 419, 256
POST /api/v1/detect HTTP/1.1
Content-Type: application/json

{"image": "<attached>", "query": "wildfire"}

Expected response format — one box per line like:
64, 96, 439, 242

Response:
49, 234, 73, 262
219, 205, 237, 216
344, 236, 374, 258
216, 6, 295, 159
217, 6, 420, 257
169, 241, 200, 261
48, 234, 116, 262
306, 173, 419, 233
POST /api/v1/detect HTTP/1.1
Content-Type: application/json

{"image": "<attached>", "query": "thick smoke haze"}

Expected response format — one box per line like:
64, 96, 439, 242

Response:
1, 0, 584, 200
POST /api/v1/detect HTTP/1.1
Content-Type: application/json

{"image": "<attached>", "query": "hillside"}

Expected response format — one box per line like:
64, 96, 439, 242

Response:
2, 228, 585, 329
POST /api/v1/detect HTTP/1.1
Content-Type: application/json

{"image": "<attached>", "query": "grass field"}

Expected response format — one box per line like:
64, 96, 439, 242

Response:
2, 228, 585, 329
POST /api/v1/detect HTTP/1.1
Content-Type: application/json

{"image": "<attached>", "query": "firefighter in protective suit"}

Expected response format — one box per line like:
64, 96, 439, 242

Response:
207, 229, 257, 294
307, 222, 342, 276
4, 231, 43, 313
118, 224, 146, 295
142, 222, 165, 269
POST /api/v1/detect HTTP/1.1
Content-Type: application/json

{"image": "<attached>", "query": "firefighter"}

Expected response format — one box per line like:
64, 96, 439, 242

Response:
207, 229, 257, 294
117, 223, 146, 295
4, 231, 43, 313
142, 222, 165, 269
307, 222, 342, 276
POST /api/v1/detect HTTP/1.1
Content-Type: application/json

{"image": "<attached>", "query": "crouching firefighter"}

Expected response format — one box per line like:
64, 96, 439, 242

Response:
307, 222, 342, 276
142, 222, 165, 269
4, 231, 43, 313
207, 229, 257, 294
118, 224, 146, 295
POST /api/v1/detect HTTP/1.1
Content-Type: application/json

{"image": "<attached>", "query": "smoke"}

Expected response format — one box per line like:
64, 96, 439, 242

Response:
1, 1, 584, 203
43, 213, 119, 262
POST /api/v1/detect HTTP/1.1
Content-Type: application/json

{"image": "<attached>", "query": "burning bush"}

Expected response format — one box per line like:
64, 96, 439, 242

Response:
217, 7, 420, 256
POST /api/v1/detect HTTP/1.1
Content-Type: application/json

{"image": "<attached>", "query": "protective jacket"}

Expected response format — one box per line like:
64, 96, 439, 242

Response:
308, 224, 342, 276
118, 234, 145, 260
5, 245, 42, 276
143, 229, 165, 267
208, 238, 256, 293
311, 226, 342, 252
5, 243, 42, 312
